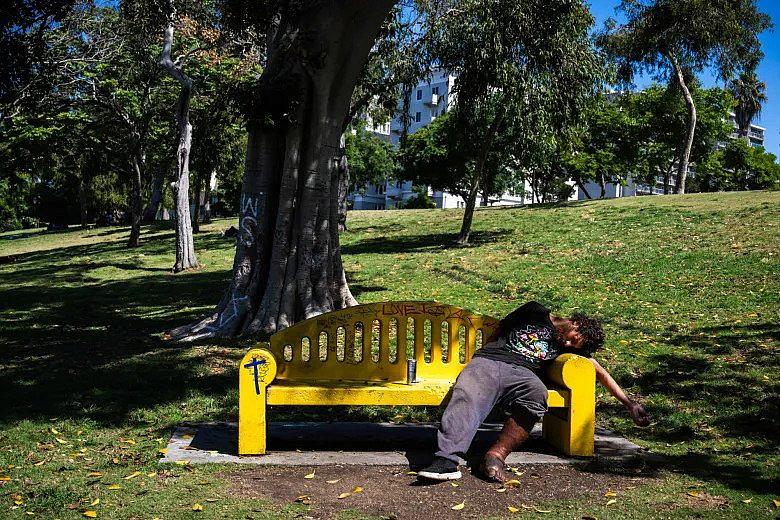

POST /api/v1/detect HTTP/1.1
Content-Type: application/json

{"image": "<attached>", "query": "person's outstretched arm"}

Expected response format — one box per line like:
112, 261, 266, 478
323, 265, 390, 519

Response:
589, 358, 651, 426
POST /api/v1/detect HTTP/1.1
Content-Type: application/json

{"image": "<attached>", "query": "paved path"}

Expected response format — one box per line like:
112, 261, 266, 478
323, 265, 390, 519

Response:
161, 422, 658, 466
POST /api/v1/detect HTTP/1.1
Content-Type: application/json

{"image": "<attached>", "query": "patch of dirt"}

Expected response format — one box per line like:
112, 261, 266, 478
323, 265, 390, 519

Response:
684, 491, 729, 509
227, 464, 655, 519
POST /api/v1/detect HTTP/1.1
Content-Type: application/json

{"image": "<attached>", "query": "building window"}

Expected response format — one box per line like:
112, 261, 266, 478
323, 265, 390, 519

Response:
432, 87, 439, 95
415, 112, 421, 122
416, 89, 422, 100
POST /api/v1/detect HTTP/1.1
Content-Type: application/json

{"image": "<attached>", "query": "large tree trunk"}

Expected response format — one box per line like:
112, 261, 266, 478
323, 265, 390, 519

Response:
171, 0, 393, 341
127, 152, 143, 247
669, 54, 696, 195
160, 20, 198, 272
191, 172, 203, 234
143, 172, 165, 222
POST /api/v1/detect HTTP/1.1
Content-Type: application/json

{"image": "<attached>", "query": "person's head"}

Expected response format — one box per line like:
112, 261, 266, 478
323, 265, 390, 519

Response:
553, 313, 605, 356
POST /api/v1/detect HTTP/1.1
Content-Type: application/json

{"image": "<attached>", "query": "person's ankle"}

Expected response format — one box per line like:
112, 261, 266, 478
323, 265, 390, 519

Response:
486, 448, 510, 461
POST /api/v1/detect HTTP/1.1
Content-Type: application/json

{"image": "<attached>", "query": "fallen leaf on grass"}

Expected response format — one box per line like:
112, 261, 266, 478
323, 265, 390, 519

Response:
146, 472, 157, 478
0, 476, 11, 481
450, 482, 459, 487
687, 491, 700, 497
338, 492, 351, 499
295, 495, 311, 505
505, 479, 521, 487
174, 461, 190, 466
606, 499, 617, 506
33, 461, 45, 466
303, 471, 316, 479
451, 501, 465, 510
157, 449, 168, 456
107, 484, 121, 490
352, 486, 363, 493
508, 506, 519, 513
90, 499, 99, 506
406, 471, 417, 475
120, 439, 136, 445
55, 438, 68, 445
773, 499, 780, 507
192, 503, 203, 511
326, 479, 340, 484
50, 428, 60, 435
741, 499, 752, 504
535, 508, 552, 513
123, 472, 141, 480
111, 458, 119, 465
14, 500, 23, 505
82, 511, 97, 518
87, 472, 102, 477
205, 498, 218, 503
604, 491, 617, 497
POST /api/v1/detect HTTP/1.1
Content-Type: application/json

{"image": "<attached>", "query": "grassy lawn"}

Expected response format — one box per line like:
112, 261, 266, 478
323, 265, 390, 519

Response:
1, 191, 778, 518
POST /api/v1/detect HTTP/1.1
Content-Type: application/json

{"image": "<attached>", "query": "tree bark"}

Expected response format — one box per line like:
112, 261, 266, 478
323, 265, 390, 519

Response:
127, 152, 143, 247
456, 182, 479, 245
191, 172, 203, 234
171, 0, 393, 341
599, 171, 606, 199
160, 19, 198, 273
669, 53, 696, 195
143, 172, 165, 222
456, 103, 507, 244
337, 134, 349, 232
575, 178, 592, 199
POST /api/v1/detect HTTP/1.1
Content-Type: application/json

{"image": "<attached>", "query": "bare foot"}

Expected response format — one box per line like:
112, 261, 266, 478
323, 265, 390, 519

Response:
479, 454, 507, 483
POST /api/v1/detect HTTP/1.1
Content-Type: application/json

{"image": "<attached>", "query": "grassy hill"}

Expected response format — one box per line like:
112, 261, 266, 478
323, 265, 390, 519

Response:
1, 191, 778, 518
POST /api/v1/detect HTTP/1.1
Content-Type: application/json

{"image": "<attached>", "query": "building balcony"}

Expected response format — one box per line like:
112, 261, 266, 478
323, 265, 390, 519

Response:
424, 93, 440, 107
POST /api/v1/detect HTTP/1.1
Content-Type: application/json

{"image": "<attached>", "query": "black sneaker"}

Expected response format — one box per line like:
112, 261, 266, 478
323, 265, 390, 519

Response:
417, 456, 462, 481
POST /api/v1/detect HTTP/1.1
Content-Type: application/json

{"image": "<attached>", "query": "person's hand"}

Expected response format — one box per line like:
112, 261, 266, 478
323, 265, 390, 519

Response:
627, 401, 651, 427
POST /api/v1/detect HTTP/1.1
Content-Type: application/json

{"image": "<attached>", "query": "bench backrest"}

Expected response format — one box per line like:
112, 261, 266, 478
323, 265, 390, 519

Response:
268, 301, 499, 382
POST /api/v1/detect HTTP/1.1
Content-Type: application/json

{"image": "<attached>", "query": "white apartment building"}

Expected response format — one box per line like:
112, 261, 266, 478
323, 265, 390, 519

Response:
350, 69, 578, 209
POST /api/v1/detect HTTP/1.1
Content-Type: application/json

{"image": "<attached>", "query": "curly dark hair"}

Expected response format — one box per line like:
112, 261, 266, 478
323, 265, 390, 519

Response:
569, 313, 605, 356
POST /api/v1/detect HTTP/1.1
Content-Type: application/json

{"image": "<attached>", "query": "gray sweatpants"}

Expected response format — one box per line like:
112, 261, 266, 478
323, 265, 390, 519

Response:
435, 357, 548, 464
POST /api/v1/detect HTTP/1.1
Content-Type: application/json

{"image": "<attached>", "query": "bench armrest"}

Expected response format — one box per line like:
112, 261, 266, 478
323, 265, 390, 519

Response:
239, 344, 278, 395
546, 353, 595, 390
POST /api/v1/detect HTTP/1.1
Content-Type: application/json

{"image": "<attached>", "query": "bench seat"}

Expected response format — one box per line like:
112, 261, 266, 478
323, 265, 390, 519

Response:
266, 378, 569, 407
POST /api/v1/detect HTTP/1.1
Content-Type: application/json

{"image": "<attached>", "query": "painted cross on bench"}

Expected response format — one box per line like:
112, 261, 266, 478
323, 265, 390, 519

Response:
243, 357, 268, 395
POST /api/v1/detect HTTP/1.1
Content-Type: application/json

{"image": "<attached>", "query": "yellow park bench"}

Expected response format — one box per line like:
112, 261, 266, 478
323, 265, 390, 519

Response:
238, 301, 596, 457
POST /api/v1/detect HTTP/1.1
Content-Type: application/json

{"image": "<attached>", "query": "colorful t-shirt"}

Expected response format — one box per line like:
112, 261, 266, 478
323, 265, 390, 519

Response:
473, 301, 561, 372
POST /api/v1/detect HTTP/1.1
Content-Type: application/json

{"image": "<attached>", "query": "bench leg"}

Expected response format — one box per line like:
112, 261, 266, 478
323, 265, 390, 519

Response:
542, 402, 595, 456
239, 348, 276, 455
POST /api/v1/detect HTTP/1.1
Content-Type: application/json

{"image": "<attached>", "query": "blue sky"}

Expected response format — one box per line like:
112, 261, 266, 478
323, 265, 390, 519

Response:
589, 0, 780, 158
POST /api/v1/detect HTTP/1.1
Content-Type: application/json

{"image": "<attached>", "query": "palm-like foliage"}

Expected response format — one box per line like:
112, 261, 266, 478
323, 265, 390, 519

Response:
730, 70, 767, 141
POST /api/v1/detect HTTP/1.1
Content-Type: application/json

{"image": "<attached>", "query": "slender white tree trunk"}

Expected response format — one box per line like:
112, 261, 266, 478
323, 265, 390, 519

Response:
160, 19, 198, 272
669, 54, 696, 195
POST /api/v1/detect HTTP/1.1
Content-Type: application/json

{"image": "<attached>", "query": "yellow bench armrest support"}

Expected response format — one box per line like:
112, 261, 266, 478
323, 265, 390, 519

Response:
239, 345, 277, 455
542, 353, 596, 456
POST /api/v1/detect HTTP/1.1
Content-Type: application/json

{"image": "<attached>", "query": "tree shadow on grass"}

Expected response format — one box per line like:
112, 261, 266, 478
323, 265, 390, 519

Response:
0, 230, 241, 431
605, 322, 779, 495
341, 230, 512, 256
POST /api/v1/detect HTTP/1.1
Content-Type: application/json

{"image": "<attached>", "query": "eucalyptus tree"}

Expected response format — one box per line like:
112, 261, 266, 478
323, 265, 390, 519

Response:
730, 67, 767, 145
598, 0, 771, 194
159, 4, 199, 272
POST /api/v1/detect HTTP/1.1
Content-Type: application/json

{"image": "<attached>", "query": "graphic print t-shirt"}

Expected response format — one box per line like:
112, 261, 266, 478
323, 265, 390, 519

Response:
473, 301, 561, 373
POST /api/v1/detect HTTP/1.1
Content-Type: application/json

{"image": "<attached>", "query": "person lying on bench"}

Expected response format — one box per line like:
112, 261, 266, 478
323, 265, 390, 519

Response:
417, 301, 651, 482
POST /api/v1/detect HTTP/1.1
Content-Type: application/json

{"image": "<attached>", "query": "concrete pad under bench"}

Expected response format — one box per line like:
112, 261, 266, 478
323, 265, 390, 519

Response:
161, 422, 659, 466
